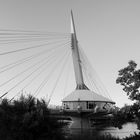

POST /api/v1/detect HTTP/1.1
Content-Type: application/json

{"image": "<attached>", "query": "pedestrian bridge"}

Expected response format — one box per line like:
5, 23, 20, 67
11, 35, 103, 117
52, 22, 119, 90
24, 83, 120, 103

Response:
0, 11, 115, 115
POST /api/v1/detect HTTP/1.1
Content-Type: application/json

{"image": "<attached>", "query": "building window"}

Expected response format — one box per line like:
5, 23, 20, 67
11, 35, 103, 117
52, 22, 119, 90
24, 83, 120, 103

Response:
87, 102, 96, 109
66, 104, 70, 109
63, 103, 70, 109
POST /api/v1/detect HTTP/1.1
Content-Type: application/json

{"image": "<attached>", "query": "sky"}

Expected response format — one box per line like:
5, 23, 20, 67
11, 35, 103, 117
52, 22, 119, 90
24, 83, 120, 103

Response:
0, 0, 140, 107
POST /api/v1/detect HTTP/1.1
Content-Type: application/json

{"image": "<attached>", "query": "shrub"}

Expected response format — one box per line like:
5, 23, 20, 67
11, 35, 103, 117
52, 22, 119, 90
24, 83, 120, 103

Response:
0, 95, 65, 140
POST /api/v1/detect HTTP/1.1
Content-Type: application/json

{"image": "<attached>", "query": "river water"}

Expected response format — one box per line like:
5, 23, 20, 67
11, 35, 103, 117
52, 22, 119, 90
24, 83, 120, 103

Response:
65, 121, 140, 139
99, 122, 140, 139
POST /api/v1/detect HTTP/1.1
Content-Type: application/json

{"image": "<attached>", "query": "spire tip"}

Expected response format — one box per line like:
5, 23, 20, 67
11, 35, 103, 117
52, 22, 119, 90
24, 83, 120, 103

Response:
70, 10, 74, 33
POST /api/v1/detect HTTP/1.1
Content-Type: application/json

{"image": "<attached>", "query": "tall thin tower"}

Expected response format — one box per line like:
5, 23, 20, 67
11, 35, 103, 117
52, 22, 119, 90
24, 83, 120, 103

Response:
62, 11, 115, 113
71, 10, 88, 90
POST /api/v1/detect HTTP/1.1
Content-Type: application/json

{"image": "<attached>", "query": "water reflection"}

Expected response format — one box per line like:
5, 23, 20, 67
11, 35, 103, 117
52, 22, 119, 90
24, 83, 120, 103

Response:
99, 122, 140, 139
65, 121, 140, 139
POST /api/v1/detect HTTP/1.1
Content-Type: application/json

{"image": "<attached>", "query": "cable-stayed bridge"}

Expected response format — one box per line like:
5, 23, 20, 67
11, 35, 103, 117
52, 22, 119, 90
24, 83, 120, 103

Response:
0, 12, 115, 116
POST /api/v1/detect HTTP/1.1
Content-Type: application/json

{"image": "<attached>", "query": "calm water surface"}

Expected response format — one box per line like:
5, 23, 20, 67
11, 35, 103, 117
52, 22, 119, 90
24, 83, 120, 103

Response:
99, 122, 140, 139
65, 121, 140, 139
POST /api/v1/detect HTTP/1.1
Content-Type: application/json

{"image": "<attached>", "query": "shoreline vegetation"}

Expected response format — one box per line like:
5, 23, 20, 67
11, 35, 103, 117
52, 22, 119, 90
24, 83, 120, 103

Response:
0, 95, 66, 140
0, 94, 140, 140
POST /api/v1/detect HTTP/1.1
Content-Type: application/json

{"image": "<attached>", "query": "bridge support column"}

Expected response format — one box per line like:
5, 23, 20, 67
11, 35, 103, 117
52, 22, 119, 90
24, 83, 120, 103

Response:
70, 115, 91, 136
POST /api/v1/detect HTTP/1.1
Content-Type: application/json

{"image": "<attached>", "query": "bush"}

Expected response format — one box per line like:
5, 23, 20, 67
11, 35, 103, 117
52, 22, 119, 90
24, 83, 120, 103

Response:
0, 95, 65, 140
111, 104, 134, 129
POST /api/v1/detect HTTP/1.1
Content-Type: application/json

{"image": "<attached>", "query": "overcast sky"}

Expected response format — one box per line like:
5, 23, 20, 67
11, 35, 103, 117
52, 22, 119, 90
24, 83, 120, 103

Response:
0, 0, 140, 107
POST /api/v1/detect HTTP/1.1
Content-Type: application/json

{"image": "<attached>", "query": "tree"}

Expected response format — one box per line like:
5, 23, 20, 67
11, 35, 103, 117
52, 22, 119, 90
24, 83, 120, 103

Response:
116, 60, 140, 102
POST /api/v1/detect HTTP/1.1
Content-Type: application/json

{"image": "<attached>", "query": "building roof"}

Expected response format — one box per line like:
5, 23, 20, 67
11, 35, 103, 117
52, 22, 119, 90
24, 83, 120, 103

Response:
62, 90, 115, 104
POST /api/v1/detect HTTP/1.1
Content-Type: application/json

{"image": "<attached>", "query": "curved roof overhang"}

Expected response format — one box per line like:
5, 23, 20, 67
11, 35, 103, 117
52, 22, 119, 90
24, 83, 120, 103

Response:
62, 90, 115, 104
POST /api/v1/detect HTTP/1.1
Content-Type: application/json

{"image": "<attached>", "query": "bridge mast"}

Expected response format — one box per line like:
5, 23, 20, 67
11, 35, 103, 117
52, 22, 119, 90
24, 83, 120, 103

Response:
71, 10, 88, 90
